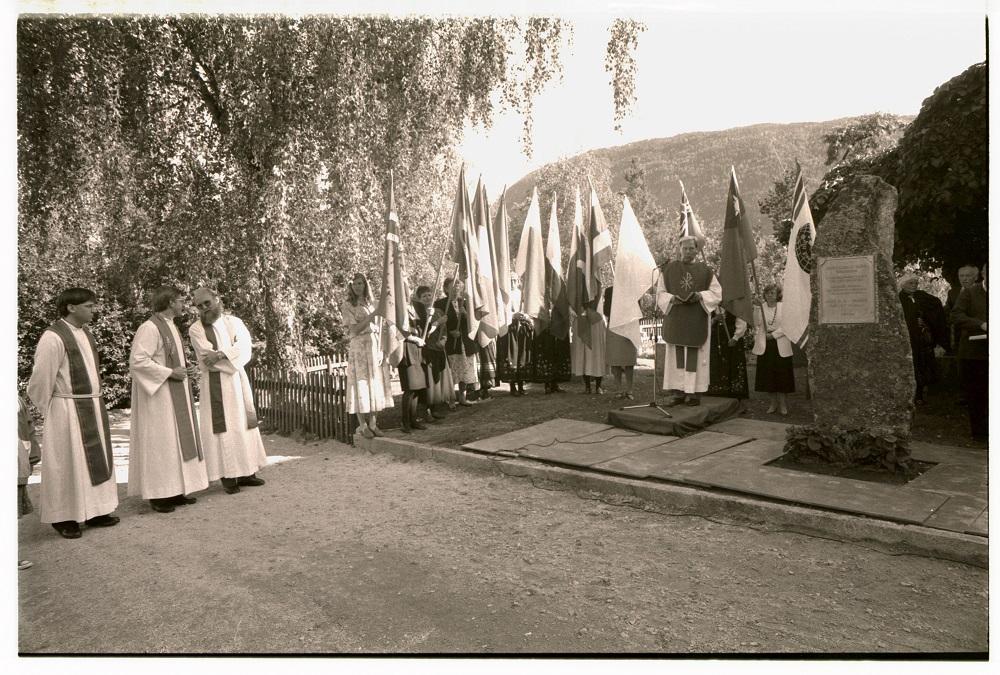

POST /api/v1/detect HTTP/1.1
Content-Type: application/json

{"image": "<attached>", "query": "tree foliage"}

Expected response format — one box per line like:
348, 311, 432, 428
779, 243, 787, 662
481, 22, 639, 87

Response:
17, 15, 643, 402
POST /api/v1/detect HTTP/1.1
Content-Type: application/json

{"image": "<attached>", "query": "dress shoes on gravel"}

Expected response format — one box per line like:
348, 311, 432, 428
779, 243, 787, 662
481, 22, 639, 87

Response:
237, 475, 266, 487
221, 478, 241, 494
171, 495, 197, 505
149, 499, 175, 513
85, 514, 120, 527
52, 521, 82, 539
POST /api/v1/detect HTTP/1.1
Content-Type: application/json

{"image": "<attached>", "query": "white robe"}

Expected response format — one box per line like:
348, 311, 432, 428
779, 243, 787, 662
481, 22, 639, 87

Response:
27, 320, 119, 523
656, 273, 723, 393
127, 318, 209, 499
188, 314, 268, 481
571, 314, 608, 377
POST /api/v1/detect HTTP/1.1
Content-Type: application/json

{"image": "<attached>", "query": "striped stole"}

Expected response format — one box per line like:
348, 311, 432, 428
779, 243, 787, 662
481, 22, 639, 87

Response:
202, 316, 258, 434
150, 315, 203, 461
45, 321, 114, 485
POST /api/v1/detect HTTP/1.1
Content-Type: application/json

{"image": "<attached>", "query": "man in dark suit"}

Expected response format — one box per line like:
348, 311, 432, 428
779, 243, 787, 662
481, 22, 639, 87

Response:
944, 265, 980, 353
951, 263, 988, 441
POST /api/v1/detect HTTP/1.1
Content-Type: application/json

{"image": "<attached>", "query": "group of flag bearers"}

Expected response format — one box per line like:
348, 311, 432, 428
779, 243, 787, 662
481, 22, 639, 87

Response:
370, 161, 817, 425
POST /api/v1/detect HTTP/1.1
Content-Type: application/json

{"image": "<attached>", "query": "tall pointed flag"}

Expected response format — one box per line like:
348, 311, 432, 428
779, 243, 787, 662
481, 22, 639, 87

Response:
609, 196, 657, 351
544, 194, 570, 339
492, 187, 513, 333
374, 171, 410, 367
449, 166, 486, 340
719, 166, 758, 324
678, 181, 707, 250
473, 178, 499, 345
566, 188, 591, 344
781, 161, 817, 345
514, 187, 545, 322
586, 183, 614, 305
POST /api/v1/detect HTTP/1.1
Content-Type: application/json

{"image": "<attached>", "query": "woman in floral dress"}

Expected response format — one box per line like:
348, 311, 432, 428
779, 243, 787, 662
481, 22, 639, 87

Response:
342, 273, 393, 438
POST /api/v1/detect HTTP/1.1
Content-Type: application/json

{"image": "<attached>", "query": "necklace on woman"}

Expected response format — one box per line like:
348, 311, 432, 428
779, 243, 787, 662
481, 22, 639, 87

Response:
765, 304, 778, 329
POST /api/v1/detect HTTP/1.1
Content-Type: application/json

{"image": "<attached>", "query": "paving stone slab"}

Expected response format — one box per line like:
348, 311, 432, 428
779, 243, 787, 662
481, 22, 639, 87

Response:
680, 462, 950, 525
637, 431, 751, 479
462, 418, 611, 454
966, 509, 988, 537
589, 436, 689, 477
909, 440, 988, 467
906, 463, 988, 500
706, 417, 791, 442
519, 428, 673, 468
922, 495, 989, 534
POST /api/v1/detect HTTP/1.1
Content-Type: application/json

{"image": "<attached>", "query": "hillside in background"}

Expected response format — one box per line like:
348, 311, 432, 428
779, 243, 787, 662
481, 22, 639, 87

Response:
505, 117, 912, 234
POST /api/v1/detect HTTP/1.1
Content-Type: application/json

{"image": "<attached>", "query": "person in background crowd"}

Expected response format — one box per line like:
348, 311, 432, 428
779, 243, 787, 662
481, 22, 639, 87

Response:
396, 288, 431, 434
707, 307, 749, 412
189, 287, 269, 493
340, 273, 393, 438
899, 274, 949, 404
945, 264, 980, 354
127, 286, 208, 512
752, 285, 795, 416
27, 288, 120, 539
603, 286, 637, 400
951, 262, 988, 441
437, 278, 479, 406
497, 274, 533, 396
572, 287, 607, 395
18, 395, 39, 568
412, 285, 450, 420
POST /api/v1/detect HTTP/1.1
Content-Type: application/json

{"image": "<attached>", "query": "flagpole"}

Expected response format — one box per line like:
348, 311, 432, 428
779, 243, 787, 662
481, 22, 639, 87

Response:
423, 245, 451, 340
622, 264, 671, 417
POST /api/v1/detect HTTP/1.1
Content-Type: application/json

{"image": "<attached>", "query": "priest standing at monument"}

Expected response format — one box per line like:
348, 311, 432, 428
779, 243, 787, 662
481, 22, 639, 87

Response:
127, 286, 209, 512
655, 237, 722, 406
27, 288, 120, 539
188, 287, 268, 494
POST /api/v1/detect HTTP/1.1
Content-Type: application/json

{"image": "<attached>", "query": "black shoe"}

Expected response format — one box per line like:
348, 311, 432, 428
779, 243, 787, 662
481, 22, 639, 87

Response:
237, 475, 266, 487
423, 414, 440, 424
412, 420, 428, 430
685, 396, 700, 406
665, 396, 685, 407
149, 499, 175, 513
171, 495, 197, 506
52, 521, 81, 539
400, 424, 412, 434
85, 514, 120, 527
221, 478, 241, 494
431, 410, 448, 419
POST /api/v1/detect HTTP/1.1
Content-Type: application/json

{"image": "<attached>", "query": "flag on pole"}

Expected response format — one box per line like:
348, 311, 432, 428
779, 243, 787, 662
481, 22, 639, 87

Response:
719, 166, 757, 324
515, 187, 546, 322
473, 177, 500, 345
374, 171, 410, 367
586, 183, 614, 305
781, 162, 817, 345
544, 194, 570, 339
449, 165, 487, 340
609, 196, 657, 351
678, 181, 707, 251
566, 188, 591, 345
493, 187, 513, 334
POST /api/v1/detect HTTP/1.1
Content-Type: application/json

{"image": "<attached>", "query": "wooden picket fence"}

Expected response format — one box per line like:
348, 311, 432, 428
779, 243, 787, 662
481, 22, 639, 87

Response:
639, 317, 662, 343
247, 353, 354, 444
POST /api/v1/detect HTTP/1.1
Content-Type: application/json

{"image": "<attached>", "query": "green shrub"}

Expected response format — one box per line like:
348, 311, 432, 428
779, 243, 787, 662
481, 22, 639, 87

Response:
784, 424, 913, 474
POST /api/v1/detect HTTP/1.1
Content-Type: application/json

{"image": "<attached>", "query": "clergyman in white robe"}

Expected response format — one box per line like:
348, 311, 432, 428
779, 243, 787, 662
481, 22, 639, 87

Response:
188, 313, 268, 482
127, 317, 209, 502
655, 263, 723, 396
27, 320, 119, 524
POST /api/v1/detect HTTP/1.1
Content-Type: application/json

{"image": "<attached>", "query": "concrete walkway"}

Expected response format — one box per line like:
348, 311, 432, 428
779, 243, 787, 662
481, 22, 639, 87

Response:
461, 417, 987, 538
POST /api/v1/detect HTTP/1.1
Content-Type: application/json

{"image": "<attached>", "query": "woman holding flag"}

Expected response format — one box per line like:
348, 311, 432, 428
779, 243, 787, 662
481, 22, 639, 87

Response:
342, 273, 393, 438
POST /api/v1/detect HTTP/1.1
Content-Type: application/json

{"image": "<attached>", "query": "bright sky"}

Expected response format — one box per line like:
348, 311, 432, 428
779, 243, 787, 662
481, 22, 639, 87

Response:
458, 1, 988, 194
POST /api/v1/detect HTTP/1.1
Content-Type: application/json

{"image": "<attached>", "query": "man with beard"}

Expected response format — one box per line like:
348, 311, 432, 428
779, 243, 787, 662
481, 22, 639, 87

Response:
655, 237, 722, 406
188, 287, 268, 494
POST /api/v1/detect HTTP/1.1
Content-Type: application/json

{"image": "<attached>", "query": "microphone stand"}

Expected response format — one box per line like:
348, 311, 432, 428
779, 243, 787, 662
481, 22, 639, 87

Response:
621, 265, 672, 417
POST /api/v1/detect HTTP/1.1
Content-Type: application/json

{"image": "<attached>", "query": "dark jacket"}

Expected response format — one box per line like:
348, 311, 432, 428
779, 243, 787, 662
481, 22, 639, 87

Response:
951, 284, 988, 360
899, 289, 948, 350
435, 296, 478, 356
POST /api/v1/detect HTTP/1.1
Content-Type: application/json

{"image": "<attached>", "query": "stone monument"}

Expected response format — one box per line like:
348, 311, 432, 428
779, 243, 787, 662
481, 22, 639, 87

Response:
805, 175, 914, 437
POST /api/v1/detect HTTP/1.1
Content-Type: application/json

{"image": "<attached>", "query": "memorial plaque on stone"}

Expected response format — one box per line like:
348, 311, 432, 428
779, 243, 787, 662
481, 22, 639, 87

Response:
817, 255, 876, 324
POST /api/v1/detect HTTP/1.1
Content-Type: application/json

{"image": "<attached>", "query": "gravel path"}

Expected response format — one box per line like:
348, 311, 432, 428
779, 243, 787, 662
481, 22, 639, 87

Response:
17, 434, 987, 654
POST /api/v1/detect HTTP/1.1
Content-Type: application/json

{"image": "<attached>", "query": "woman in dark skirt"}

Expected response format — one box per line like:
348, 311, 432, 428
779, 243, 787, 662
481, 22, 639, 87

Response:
707, 307, 749, 411
751, 284, 795, 415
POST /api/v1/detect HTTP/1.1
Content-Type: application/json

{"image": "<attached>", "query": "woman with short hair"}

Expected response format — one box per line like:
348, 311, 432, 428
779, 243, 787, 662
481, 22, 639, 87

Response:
752, 284, 794, 415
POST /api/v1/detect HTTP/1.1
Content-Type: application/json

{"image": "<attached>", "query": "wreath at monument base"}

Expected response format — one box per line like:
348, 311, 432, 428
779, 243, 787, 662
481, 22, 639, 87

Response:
783, 425, 914, 474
